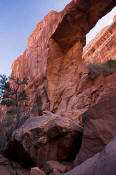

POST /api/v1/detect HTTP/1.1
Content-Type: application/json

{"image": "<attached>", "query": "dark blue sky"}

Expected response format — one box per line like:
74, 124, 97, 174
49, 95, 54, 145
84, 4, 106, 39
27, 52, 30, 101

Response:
0, 0, 115, 75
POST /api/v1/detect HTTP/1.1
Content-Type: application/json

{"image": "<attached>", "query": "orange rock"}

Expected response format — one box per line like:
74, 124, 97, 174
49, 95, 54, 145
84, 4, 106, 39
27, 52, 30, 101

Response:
2, 0, 116, 172
83, 16, 116, 63
10, 0, 116, 118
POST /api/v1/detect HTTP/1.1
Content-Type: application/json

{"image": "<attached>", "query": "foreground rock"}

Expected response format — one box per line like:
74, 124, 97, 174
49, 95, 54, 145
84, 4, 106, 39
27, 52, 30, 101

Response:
0, 154, 29, 175
5, 113, 82, 167
65, 138, 116, 175
75, 95, 116, 165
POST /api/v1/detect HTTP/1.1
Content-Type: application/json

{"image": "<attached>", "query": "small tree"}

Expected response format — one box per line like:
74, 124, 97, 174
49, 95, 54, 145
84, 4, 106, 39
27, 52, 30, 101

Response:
0, 76, 28, 129
0, 74, 8, 99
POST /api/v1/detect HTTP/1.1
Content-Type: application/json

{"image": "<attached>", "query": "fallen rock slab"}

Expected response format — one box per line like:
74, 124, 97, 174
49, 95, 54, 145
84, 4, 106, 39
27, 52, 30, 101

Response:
75, 96, 116, 165
65, 138, 116, 175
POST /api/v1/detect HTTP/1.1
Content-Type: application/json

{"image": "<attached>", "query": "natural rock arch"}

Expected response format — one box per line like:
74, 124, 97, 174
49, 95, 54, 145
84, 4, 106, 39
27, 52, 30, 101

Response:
52, 0, 116, 52
46, 0, 116, 113
11, 0, 116, 115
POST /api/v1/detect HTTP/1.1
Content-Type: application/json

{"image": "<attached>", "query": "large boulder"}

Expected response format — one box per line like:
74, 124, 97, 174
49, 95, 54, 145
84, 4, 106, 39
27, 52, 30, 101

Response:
75, 95, 116, 165
5, 113, 82, 167
65, 138, 116, 175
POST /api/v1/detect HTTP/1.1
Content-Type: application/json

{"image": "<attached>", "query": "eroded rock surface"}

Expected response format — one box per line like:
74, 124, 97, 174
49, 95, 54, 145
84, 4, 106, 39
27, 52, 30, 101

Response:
10, 0, 116, 117
2, 0, 116, 173
5, 113, 82, 167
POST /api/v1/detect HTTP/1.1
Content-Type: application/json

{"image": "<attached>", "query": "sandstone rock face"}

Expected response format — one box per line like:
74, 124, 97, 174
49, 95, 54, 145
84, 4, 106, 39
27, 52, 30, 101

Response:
4, 0, 116, 172
11, 11, 61, 115
83, 15, 116, 63
10, 0, 116, 117
53, 0, 116, 52
65, 138, 116, 175
5, 113, 82, 167
0, 154, 29, 175
75, 95, 116, 165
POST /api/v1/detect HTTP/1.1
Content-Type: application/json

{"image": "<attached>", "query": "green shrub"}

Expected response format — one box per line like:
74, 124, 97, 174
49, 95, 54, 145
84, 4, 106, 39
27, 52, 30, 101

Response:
106, 59, 116, 69
87, 59, 116, 79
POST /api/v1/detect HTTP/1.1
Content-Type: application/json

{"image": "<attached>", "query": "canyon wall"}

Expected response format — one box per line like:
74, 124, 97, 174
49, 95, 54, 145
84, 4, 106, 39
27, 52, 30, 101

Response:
11, 0, 116, 118
2, 0, 116, 174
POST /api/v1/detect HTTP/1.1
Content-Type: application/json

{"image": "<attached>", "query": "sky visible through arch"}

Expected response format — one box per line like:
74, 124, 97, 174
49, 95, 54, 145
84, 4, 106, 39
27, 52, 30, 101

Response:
0, 0, 116, 76
86, 6, 116, 44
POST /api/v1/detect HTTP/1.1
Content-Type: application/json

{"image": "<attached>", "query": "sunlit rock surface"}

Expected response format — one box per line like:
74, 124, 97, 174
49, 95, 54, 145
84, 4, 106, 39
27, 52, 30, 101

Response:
11, 0, 116, 117
83, 15, 116, 63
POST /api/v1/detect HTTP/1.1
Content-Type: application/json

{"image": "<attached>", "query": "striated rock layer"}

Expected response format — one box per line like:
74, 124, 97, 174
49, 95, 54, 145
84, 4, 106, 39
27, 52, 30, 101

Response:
83, 15, 116, 63
10, 0, 116, 117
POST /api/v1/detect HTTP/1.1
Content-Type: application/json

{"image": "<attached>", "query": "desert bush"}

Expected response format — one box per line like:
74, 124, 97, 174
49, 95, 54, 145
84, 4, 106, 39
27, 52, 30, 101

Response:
0, 75, 31, 153
87, 59, 116, 79
106, 59, 116, 69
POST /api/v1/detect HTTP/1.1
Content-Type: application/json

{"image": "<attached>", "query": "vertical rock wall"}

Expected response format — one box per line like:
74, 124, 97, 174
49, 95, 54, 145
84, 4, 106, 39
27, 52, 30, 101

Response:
11, 0, 116, 116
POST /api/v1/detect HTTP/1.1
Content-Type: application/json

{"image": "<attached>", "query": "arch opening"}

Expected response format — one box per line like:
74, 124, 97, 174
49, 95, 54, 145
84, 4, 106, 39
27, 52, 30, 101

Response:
86, 6, 116, 45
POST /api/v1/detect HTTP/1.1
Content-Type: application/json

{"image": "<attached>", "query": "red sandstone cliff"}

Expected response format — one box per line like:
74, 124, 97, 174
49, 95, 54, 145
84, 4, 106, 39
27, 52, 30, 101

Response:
1, 1, 116, 175
11, 13, 116, 120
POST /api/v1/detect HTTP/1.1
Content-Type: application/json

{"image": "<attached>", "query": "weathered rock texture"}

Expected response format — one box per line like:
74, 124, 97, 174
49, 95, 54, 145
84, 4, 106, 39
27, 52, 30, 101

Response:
3, 0, 116, 173
5, 113, 82, 167
65, 138, 116, 175
10, 0, 116, 117
83, 15, 116, 63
